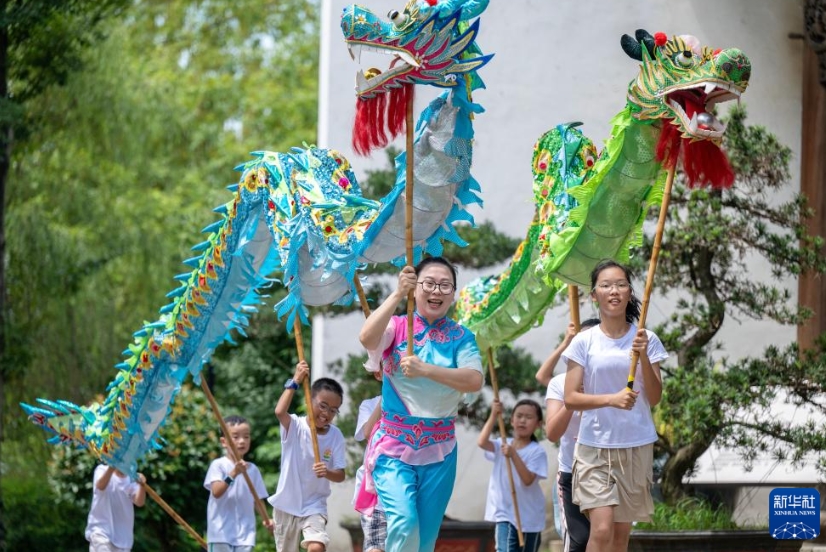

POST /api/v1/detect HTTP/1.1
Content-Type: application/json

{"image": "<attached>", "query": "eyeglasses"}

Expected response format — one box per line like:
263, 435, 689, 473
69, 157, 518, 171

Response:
314, 400, 339, 416
417, 280, 455, 294
595, 282, 630, 291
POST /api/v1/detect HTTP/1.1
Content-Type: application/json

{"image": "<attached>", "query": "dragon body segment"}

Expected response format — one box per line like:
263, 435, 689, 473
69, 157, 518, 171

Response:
22, 0, 491, 476
455, 125, 593, 349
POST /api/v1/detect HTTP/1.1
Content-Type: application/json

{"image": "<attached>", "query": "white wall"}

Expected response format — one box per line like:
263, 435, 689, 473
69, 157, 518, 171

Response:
316, 2, 806, 550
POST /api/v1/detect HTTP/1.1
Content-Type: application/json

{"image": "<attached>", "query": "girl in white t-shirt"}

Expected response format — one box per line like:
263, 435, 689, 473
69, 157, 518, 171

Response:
478, 398, 548, 552
562, 260, 668, 552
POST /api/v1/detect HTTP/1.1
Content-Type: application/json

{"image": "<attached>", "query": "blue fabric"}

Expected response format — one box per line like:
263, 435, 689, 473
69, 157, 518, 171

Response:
382, 313, 483, 419
494, 522, 541, 552
373, 447, 458, 552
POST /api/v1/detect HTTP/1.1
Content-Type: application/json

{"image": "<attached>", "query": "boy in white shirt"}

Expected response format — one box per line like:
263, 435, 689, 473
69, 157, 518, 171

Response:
204, 414, 271, 552
85, 464, 146, 552
269, 361, 347, 552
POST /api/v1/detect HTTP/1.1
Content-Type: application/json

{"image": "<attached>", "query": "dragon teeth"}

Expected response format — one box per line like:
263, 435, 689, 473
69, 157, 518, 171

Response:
397, 51, 420, 68
356, 71, 370, 91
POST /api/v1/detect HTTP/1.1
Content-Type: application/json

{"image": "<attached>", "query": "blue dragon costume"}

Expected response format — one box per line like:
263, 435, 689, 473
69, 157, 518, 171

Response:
21, 0, 492, 477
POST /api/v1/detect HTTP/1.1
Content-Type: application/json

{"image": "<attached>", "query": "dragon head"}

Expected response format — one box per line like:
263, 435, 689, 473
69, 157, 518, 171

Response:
622, 30, 750, 187
341, 0, 492, 154
623, 29, 750, 144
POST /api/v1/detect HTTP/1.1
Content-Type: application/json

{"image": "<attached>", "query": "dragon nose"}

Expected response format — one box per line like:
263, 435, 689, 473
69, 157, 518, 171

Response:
716, 48, 751, 84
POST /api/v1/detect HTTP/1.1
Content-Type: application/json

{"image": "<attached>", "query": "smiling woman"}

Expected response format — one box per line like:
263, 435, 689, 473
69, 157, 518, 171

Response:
356, 256, 485, 552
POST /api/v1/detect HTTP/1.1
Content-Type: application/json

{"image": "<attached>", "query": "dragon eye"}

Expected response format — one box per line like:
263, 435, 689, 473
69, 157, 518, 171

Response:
675, 50, 693, 67
388, 9, 408, 26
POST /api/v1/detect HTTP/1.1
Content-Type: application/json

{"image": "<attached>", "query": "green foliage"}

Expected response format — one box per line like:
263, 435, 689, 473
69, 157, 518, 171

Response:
2, 476, 87, 552
627, 105, 826, 504
636, 497, 739, 531
5, 0, 320, 475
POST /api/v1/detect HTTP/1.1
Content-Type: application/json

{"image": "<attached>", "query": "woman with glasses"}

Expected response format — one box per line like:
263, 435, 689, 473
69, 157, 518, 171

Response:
356, 256, 484, 552
561, 259, 667, 552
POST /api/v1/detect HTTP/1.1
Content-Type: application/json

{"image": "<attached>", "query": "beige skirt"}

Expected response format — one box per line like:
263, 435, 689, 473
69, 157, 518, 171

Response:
572, 442, 654, 523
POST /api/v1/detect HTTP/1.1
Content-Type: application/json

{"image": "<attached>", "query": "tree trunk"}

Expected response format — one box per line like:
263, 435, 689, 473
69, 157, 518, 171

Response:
660, 437, 715, 505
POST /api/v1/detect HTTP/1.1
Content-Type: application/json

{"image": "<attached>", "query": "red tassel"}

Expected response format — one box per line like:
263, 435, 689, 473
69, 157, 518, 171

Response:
353, 97, 374, 156
682, 139, 734, 189
370, 92, 388, 151
656, 121, 735, 189
387, 84, 413, 137
352, 84, 414, 156
656, 121, 681, 170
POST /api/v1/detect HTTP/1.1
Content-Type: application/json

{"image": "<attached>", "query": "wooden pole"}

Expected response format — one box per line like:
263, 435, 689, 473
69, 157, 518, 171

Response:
405, 90, 415, 356
627, 162, 678, 389
293, 317, 321, 463
353, 275, 372, 317
142, 481, 208, 549
487, 348, 525, 547
199, 377, 270, 521
568, 285, 581, 332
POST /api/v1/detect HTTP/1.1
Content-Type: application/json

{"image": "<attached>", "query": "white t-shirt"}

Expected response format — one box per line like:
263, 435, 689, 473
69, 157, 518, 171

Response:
546, 373, 581, 473
483, 439, 549, 532
353, 396, 382, 507
562, 324, 668, 448
85, 465, 141, 549
204, 456, 269, 546
268, 414, 347, 517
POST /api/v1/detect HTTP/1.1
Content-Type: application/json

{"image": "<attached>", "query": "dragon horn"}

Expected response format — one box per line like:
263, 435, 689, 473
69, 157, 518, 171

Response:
621, 33, 642, 61
635, 29, 656, 58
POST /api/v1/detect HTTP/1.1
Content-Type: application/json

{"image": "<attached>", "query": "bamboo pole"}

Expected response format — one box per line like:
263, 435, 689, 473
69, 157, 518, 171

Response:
142, 481, 208, 549
294, 317, 321, 463
353, 275, 372, 317
487, 348, 525, 547
568, 285, 581, 332
405, 91, 415, 356
627, 161, 678, 390
199, 377, 270, 521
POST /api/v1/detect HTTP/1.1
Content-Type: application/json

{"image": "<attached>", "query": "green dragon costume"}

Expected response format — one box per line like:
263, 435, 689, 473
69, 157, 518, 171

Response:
21, 0, 492, 477
457, 30, 751, 350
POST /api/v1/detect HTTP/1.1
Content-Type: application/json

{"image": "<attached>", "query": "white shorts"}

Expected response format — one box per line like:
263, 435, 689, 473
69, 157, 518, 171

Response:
88, 531, 131, 552
273, 509, 329, 550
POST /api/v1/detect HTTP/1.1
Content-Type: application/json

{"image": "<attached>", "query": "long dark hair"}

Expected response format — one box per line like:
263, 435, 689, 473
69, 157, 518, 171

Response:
512, 399, 543, 442
589, 259, 641, 324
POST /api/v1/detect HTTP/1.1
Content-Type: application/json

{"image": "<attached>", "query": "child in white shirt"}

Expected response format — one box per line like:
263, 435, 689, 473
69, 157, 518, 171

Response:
85, 464, 146, 552
269, 361, 347, 552
477, 398, 548, 552
204, 415, 271, 552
